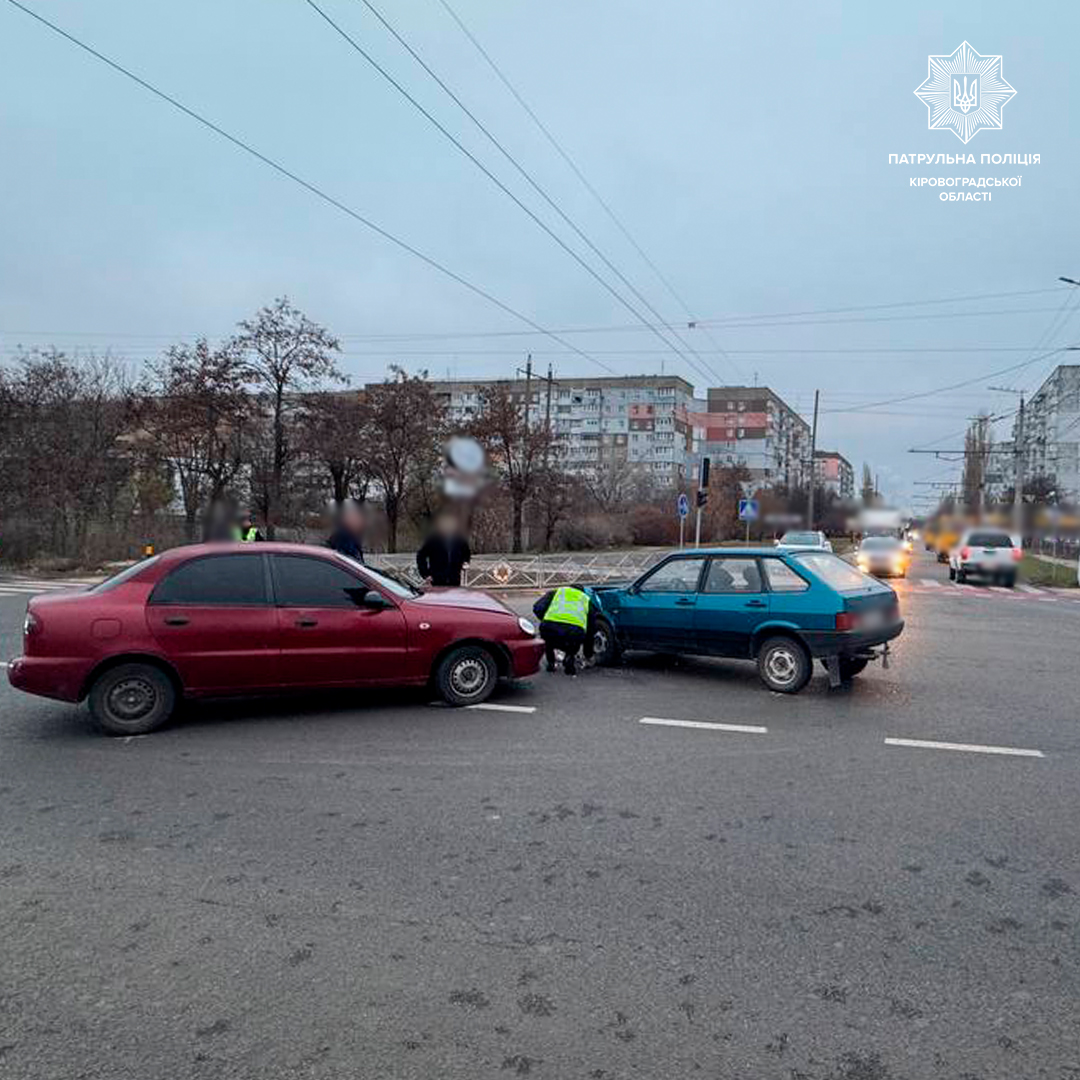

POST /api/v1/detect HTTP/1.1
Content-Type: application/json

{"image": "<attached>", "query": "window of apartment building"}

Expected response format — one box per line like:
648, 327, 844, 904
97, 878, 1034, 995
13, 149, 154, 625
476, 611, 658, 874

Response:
738, 428, 745, 438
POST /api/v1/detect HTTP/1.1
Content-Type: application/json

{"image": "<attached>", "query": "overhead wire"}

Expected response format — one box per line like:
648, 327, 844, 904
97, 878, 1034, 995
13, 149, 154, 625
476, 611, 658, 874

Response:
3, 0, 621, 376
345, 0, 724, 386
301, 0, 715, 387
435, 0, 744, 378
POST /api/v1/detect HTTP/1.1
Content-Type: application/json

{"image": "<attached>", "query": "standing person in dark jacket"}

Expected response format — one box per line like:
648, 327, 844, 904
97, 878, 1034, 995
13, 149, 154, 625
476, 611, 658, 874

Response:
532, 584, 598, 676
327, 500, 366, 563
416, 512, 471, 587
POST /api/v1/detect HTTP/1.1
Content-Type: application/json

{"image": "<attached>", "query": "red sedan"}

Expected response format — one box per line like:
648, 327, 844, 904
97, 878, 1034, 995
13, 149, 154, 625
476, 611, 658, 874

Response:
7, 543, 544, 735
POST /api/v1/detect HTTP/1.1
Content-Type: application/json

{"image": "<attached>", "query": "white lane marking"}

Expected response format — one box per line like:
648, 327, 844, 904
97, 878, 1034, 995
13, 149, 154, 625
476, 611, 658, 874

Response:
884, 737, 1043, 758
640, 717, 768, 734
0, 661, 8, 668
464, 702, 536, 714
919, 578, 941, 587
1017, 583, 1043, 594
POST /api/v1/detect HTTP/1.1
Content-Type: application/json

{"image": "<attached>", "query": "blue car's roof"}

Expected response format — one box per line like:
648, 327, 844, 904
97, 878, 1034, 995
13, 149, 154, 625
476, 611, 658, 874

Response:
664, 547, 802, 557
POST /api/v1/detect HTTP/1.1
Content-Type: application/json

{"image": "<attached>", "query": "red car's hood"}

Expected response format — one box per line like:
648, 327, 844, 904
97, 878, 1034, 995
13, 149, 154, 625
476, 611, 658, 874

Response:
409, 588, 514, 616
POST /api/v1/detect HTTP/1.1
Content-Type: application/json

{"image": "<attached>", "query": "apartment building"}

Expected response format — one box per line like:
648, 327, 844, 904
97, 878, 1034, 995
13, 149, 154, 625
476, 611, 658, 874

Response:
1014, 365, 1080, 501
417, 375, 696, 483
813, 450, 855, 500
687, 386, 812, 490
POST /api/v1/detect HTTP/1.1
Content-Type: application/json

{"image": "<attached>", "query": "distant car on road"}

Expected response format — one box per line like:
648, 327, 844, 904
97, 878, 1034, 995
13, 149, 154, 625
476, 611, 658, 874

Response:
7, 543, 545, 734
948, 528, 1022, 587
855, 535, 910, 579
776, 530, 833, 552
590, 548, 903, 694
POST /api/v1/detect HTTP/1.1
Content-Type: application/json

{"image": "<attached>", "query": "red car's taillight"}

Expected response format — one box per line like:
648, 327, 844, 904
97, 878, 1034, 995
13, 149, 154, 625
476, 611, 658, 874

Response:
960, 546, 971, 560
835, 611, 855, 631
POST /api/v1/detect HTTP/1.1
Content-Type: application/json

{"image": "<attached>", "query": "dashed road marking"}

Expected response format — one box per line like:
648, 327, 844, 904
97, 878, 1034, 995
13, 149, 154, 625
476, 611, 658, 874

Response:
464, 702, 537, 714
919, 578, 941, 587
884, 737, 1044, 758
640, 717, 768, 734
1017, 583, 1042, 594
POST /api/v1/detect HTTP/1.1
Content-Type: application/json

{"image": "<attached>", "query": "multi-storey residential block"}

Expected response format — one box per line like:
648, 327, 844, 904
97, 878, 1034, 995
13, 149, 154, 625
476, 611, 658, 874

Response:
411, 375, 696, 483
813, 450, 855, 500
1014, 365, 1080, 501
687, 386, 812, 490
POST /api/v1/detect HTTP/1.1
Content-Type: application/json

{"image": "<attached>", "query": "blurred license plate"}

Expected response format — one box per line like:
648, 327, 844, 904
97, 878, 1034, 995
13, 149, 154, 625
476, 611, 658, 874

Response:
861, 608, 887, 628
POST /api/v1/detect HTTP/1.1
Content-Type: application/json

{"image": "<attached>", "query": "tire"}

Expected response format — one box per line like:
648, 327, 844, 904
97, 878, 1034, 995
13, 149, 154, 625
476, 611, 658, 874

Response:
1002, 574, 1016, 589
948, 566, 956, 581
591, 617, 621, 667
757, 636, 812, 694
88, 662, 177, 736
435, 645, 498, 706
957, 570, 967, 584
838, 657, 869, 681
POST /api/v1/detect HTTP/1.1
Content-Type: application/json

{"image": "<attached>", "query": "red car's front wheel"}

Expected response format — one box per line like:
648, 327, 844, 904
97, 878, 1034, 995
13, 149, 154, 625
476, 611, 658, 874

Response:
435, 646, 498, 707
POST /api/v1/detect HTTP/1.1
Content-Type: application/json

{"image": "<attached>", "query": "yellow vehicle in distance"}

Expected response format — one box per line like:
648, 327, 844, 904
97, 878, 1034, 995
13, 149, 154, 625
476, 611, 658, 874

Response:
931, 518, 963, 563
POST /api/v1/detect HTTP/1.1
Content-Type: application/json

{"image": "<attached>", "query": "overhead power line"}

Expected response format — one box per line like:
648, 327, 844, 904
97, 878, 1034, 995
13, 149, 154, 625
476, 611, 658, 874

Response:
346, 0, 726, 385
302, 0, 715, 387
3, 0, 620, 376
436, 0, 743, 379
822, 346, 1076, 415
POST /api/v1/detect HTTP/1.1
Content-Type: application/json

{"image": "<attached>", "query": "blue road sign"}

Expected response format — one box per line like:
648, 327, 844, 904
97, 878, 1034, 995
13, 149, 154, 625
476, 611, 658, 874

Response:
738, 498, 759, 521
677, 493, 690, 519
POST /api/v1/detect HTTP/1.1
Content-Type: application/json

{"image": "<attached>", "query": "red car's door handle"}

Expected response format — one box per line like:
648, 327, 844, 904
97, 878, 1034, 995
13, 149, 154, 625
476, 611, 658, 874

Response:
163, 616, 189, 626
295, 618, 318, 628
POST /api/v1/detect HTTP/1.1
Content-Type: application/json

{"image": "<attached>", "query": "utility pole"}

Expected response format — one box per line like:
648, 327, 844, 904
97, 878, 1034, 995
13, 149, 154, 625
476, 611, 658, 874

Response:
989, 386, 1027, 539
518, 354, 533, 431
806, 390, 820, 529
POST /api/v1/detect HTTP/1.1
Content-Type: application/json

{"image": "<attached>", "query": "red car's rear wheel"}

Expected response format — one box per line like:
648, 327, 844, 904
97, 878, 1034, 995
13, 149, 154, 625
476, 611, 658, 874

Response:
88, 663, 177, 735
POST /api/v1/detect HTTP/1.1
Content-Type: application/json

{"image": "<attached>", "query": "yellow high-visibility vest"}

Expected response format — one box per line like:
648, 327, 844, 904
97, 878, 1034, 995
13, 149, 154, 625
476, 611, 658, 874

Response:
543, 586, 590, 630
233, 526, 259, 542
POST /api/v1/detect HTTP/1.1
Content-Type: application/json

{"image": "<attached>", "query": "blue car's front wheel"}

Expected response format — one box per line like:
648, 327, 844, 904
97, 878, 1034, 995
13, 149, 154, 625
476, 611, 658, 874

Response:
756, 636, 811, 694
592, 618, 621, 666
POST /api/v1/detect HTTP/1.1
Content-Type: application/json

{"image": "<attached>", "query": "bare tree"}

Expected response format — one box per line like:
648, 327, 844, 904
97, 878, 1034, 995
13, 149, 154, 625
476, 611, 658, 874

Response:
138, 339, 249, 541
360, 367, 444, 552
296, 390, 370, 505
471, 385, 555, 553
233, 297, 343, 536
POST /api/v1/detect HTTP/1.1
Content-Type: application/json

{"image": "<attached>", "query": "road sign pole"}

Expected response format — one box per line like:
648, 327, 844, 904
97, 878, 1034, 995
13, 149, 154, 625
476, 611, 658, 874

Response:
694, 506, 702, 548
745, 518, 750, 543
679, 516, 685, 549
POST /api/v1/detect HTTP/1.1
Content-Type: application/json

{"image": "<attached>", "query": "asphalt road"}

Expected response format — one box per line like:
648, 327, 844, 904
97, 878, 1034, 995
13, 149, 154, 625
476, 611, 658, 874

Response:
2, 552, 1079, 1080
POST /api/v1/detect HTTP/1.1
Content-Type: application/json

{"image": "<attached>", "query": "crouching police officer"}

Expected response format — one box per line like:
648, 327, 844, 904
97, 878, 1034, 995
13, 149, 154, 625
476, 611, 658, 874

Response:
532, 584, 599, 676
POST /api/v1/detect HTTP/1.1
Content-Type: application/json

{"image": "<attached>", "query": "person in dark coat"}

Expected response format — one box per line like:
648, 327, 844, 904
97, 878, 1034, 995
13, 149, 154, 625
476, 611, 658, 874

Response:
327, 500, 366, 563
417, 512, 471, 587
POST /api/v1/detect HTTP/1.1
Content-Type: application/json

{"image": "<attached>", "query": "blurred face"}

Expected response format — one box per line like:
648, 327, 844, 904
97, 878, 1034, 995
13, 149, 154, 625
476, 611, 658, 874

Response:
344, 505, 365, 534
435, 513, 456, 537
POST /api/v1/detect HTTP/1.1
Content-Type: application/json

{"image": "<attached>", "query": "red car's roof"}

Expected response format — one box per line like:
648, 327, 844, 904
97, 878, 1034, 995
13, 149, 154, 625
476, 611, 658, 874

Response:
155, 541, 338, 563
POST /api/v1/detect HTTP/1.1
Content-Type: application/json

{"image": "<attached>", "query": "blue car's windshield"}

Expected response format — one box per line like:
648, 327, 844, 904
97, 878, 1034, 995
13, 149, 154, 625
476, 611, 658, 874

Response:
793, 552, 872, 591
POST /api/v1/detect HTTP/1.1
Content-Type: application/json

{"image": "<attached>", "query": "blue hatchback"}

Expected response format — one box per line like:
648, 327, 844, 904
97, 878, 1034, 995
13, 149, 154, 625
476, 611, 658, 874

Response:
590, 547, 903, 693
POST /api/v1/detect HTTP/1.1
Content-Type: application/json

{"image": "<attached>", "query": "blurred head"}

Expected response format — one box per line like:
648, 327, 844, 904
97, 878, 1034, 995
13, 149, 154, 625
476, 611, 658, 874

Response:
434, 511, 458, 538
342, 500, 366, 536
239, 511, 253, 528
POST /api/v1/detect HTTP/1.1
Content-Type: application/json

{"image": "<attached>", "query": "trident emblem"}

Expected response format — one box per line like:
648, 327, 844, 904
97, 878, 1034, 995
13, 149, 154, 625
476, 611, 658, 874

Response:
952, 75, 978, 112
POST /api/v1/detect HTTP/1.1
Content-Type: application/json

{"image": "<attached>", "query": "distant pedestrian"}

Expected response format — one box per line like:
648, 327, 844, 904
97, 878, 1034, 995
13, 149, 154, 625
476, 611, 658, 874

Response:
416, 511, 471, 587
327, 500, 366, 563
532, 584, 598, 676
233, 511, 263, 542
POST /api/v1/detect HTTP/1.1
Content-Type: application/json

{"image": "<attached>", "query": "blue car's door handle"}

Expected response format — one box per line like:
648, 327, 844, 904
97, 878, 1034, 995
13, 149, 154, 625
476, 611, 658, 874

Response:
744, 599, 767, 608
675, 597, 695, 606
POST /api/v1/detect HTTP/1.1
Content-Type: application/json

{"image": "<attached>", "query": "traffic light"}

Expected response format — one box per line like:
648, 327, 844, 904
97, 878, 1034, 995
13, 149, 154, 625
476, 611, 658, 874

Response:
696, 490, 708, 508
699, 456, 711, 489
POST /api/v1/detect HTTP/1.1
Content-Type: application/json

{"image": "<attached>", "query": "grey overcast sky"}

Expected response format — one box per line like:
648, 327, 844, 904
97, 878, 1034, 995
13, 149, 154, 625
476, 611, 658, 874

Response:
2, 0, 1078, 505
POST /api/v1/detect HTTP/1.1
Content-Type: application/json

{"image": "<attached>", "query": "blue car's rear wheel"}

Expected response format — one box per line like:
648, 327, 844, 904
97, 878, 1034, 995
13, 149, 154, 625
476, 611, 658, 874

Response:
756, 637, 811, 694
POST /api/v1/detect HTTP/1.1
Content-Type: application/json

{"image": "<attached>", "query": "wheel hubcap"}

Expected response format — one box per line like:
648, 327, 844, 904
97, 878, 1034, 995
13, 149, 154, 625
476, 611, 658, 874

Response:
451, 658, 487, 697
765, 648, 798, 686
107, 677, 156, 721
593, 629, 608, 656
